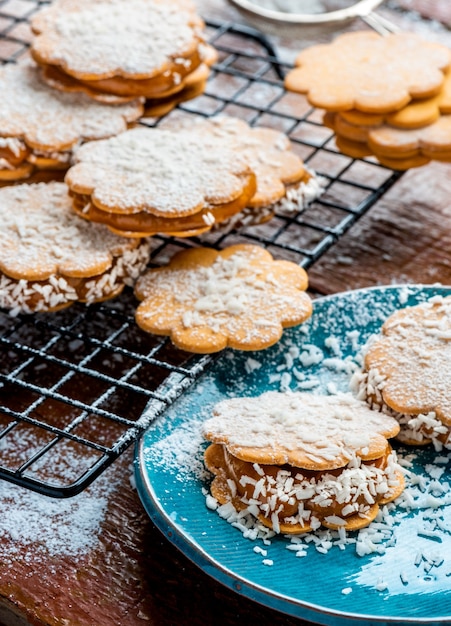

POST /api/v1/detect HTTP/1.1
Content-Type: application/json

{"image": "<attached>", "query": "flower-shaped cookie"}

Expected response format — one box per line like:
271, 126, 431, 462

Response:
30, 0, 206, 98
162, 115, 308, 209
0, 182, 151, 314
204, 391, 400, 470
368, 114, 451, 160
203, 391, 404, 533
0, 59, 143, 179
285, 31, 450, 114
341, 69, 451, 130
134, 244, 312, 353
65, 126, 257, 237
354, 297, 451, 446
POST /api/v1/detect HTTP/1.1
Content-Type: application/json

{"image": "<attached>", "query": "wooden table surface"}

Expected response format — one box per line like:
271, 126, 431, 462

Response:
0, 1, 451, 625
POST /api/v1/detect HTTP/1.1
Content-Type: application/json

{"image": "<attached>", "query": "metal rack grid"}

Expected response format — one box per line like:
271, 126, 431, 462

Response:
0, 0, 403, 497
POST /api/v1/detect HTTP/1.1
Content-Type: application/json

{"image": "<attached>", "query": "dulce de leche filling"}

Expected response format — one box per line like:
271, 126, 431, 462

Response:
69, 173, 257, 237
205, 443, 404, 534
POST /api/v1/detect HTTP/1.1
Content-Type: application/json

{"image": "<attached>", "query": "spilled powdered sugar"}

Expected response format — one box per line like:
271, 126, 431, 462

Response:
0, 451, 118, 567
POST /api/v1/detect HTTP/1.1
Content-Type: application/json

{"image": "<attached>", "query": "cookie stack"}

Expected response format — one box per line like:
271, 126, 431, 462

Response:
29, 0, 216, 114
65, 117, 312, 238
285, 30, 451, 170
203, 391, 405, 533
0, 59, 143, 183
0, 182, 151, 314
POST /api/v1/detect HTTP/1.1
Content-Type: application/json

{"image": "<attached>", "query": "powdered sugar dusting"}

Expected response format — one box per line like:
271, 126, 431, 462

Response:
139, 285, 451, 600
68, 126, 253, 215
31, 0, 203, 77
0, 455, 116, 566
203, 391, 398, 467
0, 60, 143, 151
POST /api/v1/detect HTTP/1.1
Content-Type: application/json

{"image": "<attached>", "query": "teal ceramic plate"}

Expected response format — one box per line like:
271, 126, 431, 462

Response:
135, 285, 451, 626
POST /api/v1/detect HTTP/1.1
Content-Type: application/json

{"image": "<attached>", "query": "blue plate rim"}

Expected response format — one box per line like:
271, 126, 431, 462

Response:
135, 284, 451, 626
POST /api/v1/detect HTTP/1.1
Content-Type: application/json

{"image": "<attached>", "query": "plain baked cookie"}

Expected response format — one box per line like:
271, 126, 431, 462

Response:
0, 59, 143, 182
351, 296, 451, 448
285, 31, 450, 114
203, 391, 404, 533
134, 244, 313, 353
0, 182, 151, 315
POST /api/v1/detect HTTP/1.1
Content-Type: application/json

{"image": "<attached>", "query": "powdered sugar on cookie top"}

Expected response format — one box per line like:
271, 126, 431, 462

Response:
203, 391, 400, 469
0, 182, 146, 281
134, 244, 312, 353
67, 126, 254, 216
0, 60, 143, 152
31, 0, 203, 78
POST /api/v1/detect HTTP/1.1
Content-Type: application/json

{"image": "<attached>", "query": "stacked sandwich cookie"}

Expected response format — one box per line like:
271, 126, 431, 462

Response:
285, 30, 451, 169
29, 0, 216, 111
0, 182, 151, 315
0, 59, 143, 182
203, 391, 405, 533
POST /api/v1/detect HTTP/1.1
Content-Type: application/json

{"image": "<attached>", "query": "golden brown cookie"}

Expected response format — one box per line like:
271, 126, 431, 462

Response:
0, 59, 143, 181
203, 391, 404, 533
341, 69, 451, 130
134, 244, 312, 353
351, 296, 451, 448
0, 182, 151, 315
327, 115, 432, 170
30, 0, 209, 100
65, 125, 258, 237
285, 31, 450, 114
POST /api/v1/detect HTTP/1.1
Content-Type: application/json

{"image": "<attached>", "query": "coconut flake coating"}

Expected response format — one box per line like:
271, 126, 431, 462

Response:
30, 0, 204, 79
0, 60, 143, 152
203, 391, 400, 470
353, 296, 451, 447
0, 182, 147, 281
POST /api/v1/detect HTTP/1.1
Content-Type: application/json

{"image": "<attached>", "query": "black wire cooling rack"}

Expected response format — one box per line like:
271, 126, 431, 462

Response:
0, 0, 403, 497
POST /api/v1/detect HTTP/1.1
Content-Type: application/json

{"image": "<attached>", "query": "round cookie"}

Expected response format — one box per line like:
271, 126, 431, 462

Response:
30, 0, 208, 99
285, 30, 450, 114
0, 59, 143, 181
351, 296, 451, 448
0, 182, 151, 315
203, 391, 404, 533
134, 244, 312, 353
